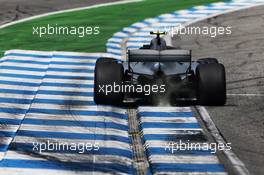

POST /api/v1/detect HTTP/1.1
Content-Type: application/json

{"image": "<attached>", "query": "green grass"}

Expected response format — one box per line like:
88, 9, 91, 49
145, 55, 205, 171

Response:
0, 0, 223, 56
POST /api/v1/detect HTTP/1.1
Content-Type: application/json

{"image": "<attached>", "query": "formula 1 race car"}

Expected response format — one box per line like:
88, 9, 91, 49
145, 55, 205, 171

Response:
94, 32, 226, 106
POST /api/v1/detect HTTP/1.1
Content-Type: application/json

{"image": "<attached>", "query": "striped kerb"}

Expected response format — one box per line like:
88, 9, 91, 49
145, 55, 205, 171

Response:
0, 50, 134, 174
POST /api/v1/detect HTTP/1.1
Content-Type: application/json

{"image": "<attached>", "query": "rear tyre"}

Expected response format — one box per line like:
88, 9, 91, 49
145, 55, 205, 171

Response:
197, 58, 218, 64
94, 58, 124, 105
196, 63, 226, 105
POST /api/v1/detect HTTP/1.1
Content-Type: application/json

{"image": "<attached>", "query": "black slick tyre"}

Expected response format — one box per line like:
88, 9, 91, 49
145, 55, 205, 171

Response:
196, 63, 226, 105
197, 58, 219, 64
94, 58, 124, 105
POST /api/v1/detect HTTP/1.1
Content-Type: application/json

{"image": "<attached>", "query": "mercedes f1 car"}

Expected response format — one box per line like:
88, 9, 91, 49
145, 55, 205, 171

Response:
94, 32, 226, 106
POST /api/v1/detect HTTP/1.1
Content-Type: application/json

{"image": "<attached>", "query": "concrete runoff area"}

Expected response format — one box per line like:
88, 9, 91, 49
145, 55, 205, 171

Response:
172, 5, 264, 175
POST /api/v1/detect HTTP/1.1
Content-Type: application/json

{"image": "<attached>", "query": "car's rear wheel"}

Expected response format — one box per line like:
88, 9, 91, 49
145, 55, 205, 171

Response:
94, 57, 124, 105
197, 58, 218, 64
196, 63, 226, 105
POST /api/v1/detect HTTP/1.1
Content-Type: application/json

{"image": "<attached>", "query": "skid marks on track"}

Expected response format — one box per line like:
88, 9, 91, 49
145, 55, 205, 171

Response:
0, 50, 134, 175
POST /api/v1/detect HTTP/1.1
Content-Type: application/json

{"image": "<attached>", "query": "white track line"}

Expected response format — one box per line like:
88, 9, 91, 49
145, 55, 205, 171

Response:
227, 93, 264, 97
196, 106, 251, 175
0, 0, 143, 29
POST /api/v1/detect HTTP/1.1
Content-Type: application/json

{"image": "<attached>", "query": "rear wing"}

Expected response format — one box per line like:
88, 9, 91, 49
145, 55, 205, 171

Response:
128, 49, 191, 62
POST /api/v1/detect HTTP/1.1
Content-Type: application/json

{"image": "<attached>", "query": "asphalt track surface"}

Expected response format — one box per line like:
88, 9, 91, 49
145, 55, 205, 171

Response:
0, 0, 121, 25
172, 5, 264, 175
